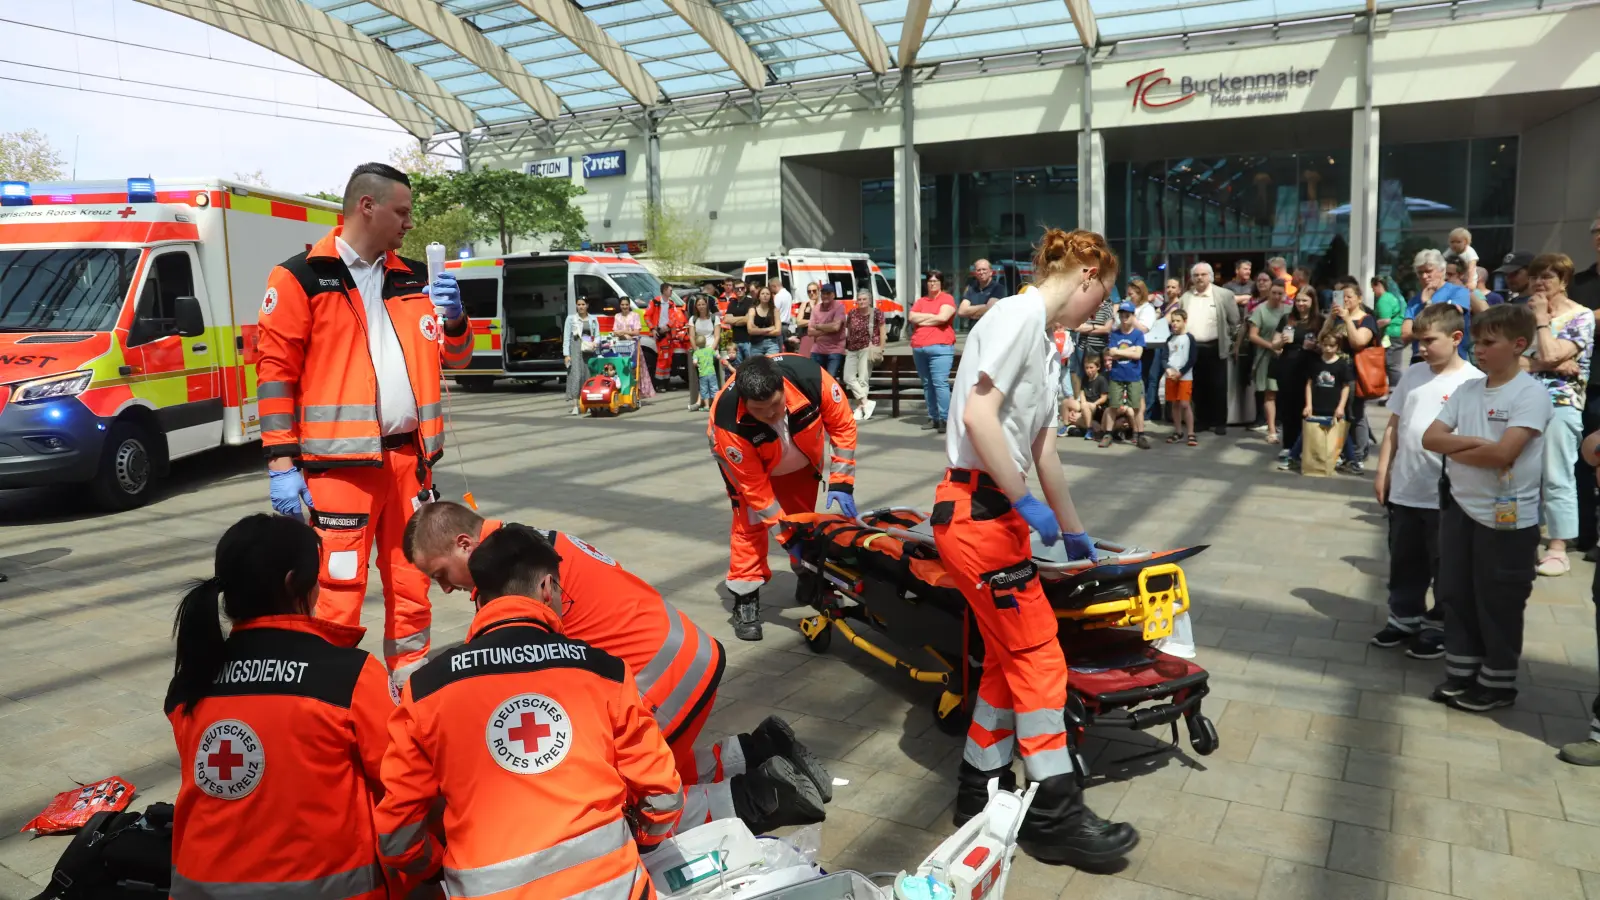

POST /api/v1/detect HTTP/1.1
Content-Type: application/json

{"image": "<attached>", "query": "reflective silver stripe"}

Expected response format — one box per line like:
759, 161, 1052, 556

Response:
385, 628, 431, 660
417, 402, 442, 421
170, 864, 380, 900
257, 381, 294, 400
1446, 664, 1479, 678
301, 437, 383, 457
1445, 654, 1483, 665
301, 404, 377, 424
652, 628, 720, 729
634, 605, 685, 697
379, 820, 427, 858
422, 432, 445, 455
258, 413, 295, 433
829, 461, 855, 477
971, 698, 1015, 733
442, 818, 629, 898
643, 818, 676, 836
1386, 615, 1421, 629
444, 328, 474, 351
564, 867, 643, 900
1015, 707, 1066, 738
1478, 666, 1518, 677
832, 446, 856, 461
963, 738, 1014, 771
753, 501, 782, 520
643, 790, 684, 813
1590, 718, 1600, 742
725, 579, 763, 597
1021, 746, 1075, 780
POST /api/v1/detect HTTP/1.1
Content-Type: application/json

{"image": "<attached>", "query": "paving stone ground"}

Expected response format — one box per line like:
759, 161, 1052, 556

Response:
3, 386, 1600, 899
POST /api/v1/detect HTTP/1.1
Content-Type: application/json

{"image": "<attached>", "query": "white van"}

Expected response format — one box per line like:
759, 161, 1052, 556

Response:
445, 250, 663, 388
741, 250, 905, 340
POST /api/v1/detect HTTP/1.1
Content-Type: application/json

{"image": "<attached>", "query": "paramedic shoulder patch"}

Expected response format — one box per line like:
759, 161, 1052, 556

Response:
419, 316, 440, 341
831, 382, 843, 404
261, 287, 278, 315
487, 693, 572, 774
565, 535, 616, 566
194, 719, 265, 800
724, 446, 743, 465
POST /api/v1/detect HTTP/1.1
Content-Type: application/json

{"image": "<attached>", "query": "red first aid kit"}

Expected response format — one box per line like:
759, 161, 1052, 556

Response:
21, 776, 135, 835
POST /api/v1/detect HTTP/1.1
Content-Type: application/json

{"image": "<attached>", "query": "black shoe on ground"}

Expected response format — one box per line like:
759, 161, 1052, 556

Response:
1448, 684, 1518, 713
953, 762, 1017, 827
732, 596, 763, 642
1587, 545, 1600, 564
922, 419, 938, 430
1405, 630, 1446, 660
731, 756, 826, 833
750, 715, 833, 802
936, 421, 947, 434
1370, 624, 1413, 648
1429, 676, 1475, 703
1135, 433, 1151, 450
1017, 807, 1140, 869
1213, 425, 1227, 436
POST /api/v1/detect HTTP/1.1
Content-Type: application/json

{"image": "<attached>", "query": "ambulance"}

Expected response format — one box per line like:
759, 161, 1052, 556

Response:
0, 177, 338, 509
740, 250, 904, 340
443, 250, 664, 389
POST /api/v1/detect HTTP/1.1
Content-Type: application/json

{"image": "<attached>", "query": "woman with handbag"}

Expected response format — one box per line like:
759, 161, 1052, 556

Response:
564, 297, 601, 416
843, 294, 887, 421
1324, 279, 1378, 474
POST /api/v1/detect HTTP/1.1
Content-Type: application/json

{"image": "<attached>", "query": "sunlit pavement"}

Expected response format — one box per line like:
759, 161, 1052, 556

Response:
3, 386, 1599, 899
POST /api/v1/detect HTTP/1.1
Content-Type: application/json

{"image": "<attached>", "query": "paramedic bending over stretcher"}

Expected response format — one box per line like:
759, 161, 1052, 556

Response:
938, 228, 1139, 869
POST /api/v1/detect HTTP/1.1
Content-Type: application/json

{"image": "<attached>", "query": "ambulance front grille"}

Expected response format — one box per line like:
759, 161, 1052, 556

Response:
15, 334, 93, 344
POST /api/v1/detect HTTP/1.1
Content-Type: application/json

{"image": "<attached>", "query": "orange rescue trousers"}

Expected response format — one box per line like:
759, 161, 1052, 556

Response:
726, 470, 820, 597
931, 470, 1074, 782
306, 442, 433, 680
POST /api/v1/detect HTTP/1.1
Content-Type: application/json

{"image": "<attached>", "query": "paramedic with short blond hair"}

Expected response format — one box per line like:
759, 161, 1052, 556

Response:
936, 228, 1138, 869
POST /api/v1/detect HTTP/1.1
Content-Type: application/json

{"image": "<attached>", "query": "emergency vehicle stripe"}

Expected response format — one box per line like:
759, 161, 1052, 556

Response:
565, 867, 646, 900
169, 863, 381, 900
442, 817, 629, 898
971, 698, 1015, 733
302, 437, 383, 457
378, 820, 428, 858
385, 628, 431, 660
1023, 746, 1076, 779
301, 404, 376, 423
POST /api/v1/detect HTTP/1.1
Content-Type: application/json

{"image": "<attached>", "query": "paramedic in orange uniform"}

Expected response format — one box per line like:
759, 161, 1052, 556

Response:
375, 524, 683, 899
938, 229, 1138, 869
256, 162, 473, 688
401, 501, 830, 833
708, 354, 858, 641
167, 514, 394, 899
646, 288, 690, 384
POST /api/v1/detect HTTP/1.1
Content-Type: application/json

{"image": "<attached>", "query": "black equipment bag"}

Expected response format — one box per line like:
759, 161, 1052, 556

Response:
32, 803, 172, 900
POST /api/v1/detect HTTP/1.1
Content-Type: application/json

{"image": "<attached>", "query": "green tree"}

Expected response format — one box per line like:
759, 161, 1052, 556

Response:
306, 190, 343, 205
642, 200, 710, 279
389, 142, 454, 178
430, 168, 586, 254
0, 129, 66, 182
402, 206, 476, 259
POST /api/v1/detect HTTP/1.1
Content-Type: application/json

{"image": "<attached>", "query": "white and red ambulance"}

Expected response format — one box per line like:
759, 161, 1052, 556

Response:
741, 250, 904, 340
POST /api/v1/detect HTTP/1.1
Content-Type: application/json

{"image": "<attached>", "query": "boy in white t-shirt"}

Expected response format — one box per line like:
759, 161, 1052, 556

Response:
1422, 304, 1551, 712
1371, 304, 1482, 660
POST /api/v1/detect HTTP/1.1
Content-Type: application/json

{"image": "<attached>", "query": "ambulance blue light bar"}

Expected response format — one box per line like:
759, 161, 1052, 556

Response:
127, 178, 158, 203
0, 181, 30, 207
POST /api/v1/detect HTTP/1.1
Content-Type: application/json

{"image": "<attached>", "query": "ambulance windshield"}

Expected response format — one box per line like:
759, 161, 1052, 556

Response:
0, 249, 139, 333
610, 271, 661, 302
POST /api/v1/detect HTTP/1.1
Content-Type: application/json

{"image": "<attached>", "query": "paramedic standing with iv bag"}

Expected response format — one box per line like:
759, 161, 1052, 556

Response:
936, 228, 1139, 869
256, 162, 474, 690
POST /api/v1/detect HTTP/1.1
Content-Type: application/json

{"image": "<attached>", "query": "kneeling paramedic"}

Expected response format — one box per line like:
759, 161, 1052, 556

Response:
167, 514, 395, 899
938, 228, 1138, 868
377, 524, 681, 899
256, 162, 474, 688
708, 354, 858, 641
402, 502, 829, 833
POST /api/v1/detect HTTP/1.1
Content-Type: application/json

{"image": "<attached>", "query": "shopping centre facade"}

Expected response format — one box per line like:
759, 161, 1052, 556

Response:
465, 0, 1600, 299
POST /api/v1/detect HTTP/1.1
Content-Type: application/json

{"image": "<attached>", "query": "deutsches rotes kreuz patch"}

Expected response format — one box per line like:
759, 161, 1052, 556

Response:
724, 446, 743, 465
487, 693, 573, 774
831, 382, 844, 403
419, 316, 440, 341
261, 287, 278, 315
566, 535, 616, 566
194, 719, 265, 800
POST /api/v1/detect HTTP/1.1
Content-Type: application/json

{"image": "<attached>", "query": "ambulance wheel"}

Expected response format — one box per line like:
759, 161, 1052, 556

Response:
800, 616, 832, 653
886, 322, 903, 342
932, 691, 970, 737
1187, 714, 1219, 756
89, 420, 156, 511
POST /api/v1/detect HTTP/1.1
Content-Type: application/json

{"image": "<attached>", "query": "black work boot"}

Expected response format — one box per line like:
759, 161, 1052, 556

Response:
1016, 774, 1139, 869
730, 757, 826, 833
953, 760, 1017, 827
742, 716, 834, 802
732, 593, 763, 641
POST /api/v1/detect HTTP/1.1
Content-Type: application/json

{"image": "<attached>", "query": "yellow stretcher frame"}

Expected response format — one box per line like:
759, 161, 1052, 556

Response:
1053, 563, 1191, 642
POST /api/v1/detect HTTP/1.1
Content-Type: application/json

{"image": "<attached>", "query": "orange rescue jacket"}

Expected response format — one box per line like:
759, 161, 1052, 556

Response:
708, 353, 858, 525
165, 615, 393, 900
256, 228, 473, 467
479, 520, 724, 744
376, 597, 682, 900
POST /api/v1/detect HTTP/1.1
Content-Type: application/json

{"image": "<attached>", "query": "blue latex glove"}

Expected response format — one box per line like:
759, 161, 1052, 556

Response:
1062, 531, 1097, 562
825, 491, 858, 520
424, 272, 463, 323
1012, 493, 1060, 546
269, 466, 314, 520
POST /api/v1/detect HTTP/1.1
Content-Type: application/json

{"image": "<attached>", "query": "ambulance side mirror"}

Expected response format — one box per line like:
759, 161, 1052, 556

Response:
174, 296, 206, 338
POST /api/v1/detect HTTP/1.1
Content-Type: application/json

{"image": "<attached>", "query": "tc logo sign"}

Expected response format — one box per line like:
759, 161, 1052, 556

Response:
582, 151, 626, 179
1126, 68, 1196, 112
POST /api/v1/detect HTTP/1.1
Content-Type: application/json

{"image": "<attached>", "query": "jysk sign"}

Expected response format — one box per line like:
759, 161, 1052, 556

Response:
582, 151, 626, 179
525, 157, 572, 178
1126, 66, 1320, 112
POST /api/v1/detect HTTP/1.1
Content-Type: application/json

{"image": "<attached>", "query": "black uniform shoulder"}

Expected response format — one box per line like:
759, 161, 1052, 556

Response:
162, 627, 370, 715
383, 256, 430, 299
711, 383, 744, 433
408, 622, 627, 702
774, 353, 824, 398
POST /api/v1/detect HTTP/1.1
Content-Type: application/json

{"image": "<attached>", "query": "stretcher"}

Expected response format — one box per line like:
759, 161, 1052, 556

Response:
780, 509, 1219, 776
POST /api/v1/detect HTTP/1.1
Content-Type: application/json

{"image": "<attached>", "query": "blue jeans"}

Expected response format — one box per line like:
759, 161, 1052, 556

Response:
913, 344, 954, 423
1543, 403, 1583, 540
749, 338, 782, 356
1142, 343, 1167, 421
811, 352, 844, 380
735, 341, 754, 363
698, 373, 719, 400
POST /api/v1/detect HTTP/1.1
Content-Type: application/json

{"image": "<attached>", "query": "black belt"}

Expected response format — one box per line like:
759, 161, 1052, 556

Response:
381, 431, 417, 450
946, 468, 999, 490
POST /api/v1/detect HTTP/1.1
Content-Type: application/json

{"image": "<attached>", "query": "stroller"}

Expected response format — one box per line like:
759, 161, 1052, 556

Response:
780, 508, 1219, 780
578, 347, 641, 416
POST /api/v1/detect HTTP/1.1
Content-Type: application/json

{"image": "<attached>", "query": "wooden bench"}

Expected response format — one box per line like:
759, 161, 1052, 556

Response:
866, 352, 961, 418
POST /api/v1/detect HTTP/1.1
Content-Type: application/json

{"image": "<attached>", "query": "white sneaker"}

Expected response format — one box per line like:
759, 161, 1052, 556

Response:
853, 406, 864, 421
863, 400, 876, 421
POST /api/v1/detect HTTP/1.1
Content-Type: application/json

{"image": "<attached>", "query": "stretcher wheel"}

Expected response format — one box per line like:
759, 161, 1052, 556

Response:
799, 615, 832, 653
1186, 714, 1219, 756
932, 690, 969, 737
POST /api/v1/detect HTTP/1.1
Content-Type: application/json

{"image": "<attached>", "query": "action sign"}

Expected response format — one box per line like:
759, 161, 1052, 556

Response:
582, 151, 626, 179
525, 157, 572, 178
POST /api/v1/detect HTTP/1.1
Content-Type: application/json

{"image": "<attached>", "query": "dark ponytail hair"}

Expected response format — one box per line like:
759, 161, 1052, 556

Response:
169, 514, 322, 714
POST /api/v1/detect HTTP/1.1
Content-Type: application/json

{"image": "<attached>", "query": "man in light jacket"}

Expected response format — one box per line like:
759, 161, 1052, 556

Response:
1177, 262, 1241, 435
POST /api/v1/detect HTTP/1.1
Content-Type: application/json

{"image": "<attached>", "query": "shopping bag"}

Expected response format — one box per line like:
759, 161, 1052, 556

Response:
1301, 416, 1347, 477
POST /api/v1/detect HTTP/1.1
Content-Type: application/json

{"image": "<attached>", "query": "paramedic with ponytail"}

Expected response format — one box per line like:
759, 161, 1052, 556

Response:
939, 228, 1139, 868
167, 514, 394, 900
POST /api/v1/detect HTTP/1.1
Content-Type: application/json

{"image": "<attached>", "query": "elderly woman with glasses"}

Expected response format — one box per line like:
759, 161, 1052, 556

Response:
1402, 248, 1483, 364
